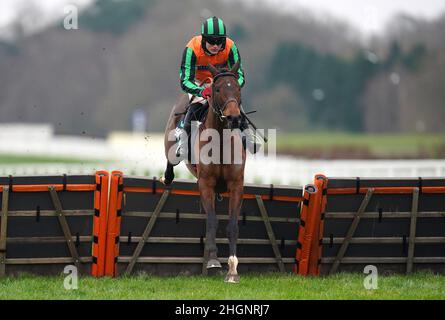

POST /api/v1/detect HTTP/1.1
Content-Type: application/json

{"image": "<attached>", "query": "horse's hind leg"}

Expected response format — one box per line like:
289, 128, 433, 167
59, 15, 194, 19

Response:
199, 178, 221, 269
226, 256, 239, 283
160, 162, 175, 185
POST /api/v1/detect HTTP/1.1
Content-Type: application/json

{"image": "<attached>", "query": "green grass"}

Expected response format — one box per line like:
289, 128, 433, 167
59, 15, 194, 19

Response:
0, 154, 101, 164
276, 133, 445, 158
1, 272, 445, 300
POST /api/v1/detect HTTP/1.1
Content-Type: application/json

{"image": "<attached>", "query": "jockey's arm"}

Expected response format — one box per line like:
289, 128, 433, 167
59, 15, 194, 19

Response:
179, 47, 204, 97
228, 42, 245, 88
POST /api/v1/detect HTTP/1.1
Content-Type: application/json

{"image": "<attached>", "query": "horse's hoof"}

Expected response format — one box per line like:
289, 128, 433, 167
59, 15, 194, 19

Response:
160, 176, 171, 186
207, 259, 222, 269
224, 274, 240, 283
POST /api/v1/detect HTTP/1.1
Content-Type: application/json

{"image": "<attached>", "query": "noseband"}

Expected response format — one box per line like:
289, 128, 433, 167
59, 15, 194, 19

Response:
211, 72, 240, 122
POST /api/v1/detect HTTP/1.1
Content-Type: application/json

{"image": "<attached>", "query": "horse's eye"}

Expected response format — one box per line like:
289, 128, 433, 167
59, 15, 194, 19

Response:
216, 89, 220, 93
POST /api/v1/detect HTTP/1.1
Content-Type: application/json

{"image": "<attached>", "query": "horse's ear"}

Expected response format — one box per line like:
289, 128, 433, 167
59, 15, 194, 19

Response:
230, 60, 241, 75
208, 64, 219, 77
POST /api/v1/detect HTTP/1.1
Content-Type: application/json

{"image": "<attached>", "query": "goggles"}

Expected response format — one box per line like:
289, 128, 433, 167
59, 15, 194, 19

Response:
204, 36, 225, 46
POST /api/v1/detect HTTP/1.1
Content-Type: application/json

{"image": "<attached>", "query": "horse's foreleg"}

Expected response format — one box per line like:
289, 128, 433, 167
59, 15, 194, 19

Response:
199, 178, 221, 269
225, 182, 243, 283
160, 162, 175, 185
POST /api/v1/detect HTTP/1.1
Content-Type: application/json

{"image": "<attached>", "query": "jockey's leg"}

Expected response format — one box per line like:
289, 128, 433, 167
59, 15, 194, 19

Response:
175, 101, 208, 160
239, 105, 262, 154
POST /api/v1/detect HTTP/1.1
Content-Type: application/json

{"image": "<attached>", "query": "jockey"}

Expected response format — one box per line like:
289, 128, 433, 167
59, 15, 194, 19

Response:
175, 16, 261, 161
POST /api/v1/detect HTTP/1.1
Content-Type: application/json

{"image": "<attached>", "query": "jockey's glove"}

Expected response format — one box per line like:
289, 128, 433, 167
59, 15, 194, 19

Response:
201, 86, 212, 99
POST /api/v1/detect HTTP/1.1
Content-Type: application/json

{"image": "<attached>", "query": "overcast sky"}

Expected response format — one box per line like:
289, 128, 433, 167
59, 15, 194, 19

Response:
241, 0, 445, 34
1, 0, 444, 36
0, 0, 91, 28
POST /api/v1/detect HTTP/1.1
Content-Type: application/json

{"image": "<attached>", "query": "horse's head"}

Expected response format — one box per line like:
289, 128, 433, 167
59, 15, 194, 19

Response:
208, 61, 242, 130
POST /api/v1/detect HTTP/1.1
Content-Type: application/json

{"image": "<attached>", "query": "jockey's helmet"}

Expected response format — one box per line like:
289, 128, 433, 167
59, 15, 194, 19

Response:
201, 16, 226, 51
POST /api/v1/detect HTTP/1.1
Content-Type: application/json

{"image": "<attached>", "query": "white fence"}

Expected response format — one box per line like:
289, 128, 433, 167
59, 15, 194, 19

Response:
0, 123, 113, 161
1, 124, 444, 185
244, 157, 445, 185
1, 158, 445, 185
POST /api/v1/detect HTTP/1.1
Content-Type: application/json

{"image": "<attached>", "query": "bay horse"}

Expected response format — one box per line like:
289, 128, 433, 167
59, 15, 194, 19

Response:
162, 61, 245, 283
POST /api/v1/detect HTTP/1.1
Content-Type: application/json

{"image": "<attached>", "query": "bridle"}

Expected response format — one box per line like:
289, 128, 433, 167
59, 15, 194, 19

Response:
210, 72, 241, 123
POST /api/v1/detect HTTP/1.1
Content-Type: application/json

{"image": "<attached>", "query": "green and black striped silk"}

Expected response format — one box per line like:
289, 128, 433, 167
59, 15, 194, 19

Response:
228, 42, 245, 87
180, 47, 201, 96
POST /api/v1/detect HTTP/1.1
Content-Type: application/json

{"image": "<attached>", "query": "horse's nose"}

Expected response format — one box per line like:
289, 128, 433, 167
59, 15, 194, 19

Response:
226, 115, 241, 130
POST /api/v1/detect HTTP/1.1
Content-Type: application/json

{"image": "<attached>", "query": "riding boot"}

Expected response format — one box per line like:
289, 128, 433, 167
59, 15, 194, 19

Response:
174, 126, 189, 160
175, 102, 208, 161
240, 112, 262, 154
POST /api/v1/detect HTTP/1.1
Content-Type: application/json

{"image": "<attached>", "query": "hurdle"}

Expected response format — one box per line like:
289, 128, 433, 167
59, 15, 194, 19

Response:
0, 171, 109, 277
104, 175, 304, 276
299, 176, 445, 275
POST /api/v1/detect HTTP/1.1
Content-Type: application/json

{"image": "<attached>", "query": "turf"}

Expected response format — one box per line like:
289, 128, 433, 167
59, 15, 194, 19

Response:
0, 154, 100, 164
1, 272, 444, 300
276, 133, 445, 158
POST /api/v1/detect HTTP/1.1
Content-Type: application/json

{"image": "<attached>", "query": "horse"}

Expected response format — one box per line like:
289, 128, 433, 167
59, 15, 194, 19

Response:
161, 61, 245, 283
